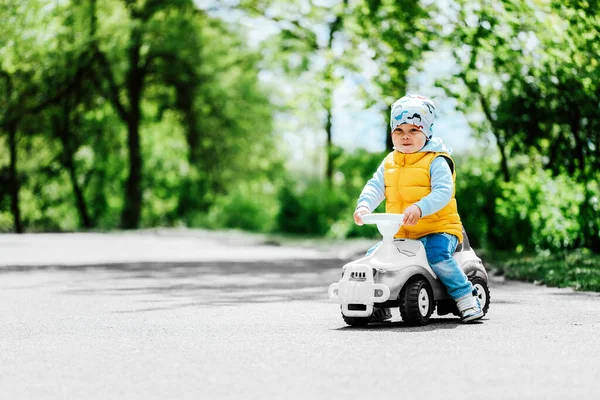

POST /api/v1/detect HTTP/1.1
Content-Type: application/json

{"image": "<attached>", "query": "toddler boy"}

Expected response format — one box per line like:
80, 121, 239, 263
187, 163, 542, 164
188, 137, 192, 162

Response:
354, 94, 483, 323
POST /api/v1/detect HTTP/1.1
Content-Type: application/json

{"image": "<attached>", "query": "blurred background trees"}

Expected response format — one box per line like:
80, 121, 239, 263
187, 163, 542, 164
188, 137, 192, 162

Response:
0, 0, 598, 256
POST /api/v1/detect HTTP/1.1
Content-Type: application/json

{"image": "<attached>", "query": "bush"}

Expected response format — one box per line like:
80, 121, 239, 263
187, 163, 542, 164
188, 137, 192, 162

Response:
454, 153, 597, 253
276, 181, 348, 236
454, 154, 502, 249
205, 181, 279, 233
274, 148, 390, 238
495, 168, 583, 252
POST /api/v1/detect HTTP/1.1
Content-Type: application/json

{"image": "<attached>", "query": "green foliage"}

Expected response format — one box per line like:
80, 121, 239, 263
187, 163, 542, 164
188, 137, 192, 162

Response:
454, 153, 502, 249
140, 108, 189, 227
0, 211, 11, 232
0, 0, 278, 232
275, 148, 385, 238
495, 167, 584, 252
204, 181, 280, 233
454, 152, 597, 253
330, 148, 386, 238
276, 181, 346, 236
353, 0, 435, 149
438, 0, 600, 249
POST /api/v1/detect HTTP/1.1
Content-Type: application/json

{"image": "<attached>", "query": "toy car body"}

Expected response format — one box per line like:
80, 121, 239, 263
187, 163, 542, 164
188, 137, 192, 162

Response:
328, 213, 490, 326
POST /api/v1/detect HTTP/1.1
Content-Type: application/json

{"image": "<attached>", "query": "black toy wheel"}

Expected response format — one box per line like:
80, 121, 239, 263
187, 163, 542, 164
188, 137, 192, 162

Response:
342, 315, 371, 327
469, 276, 490, 315
399, 278, 434, 326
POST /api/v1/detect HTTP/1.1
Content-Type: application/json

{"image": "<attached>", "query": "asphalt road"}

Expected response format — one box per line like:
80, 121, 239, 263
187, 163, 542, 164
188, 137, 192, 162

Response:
1, 232, 599, 399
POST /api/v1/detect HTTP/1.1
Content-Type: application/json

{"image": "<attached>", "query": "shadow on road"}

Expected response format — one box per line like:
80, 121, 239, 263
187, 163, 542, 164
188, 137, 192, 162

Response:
331, 317, 485, 332
5, 258, 503, 316
5, 259, 348, 311
549, 291, 600, 298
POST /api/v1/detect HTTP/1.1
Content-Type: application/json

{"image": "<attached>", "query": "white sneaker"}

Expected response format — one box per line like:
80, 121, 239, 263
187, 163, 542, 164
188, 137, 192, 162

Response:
456, 295, 484, 323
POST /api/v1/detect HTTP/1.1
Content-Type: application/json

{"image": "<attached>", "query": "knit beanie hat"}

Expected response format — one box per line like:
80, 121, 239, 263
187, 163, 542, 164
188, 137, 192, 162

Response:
390, 94, 436, 138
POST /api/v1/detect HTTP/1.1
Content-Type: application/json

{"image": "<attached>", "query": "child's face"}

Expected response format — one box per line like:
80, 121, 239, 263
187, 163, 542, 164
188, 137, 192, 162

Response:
392, 124, 427, 153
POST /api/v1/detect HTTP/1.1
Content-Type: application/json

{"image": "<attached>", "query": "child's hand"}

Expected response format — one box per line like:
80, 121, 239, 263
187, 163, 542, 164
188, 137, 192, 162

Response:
403, 205, 422, 226
353, 207, 371, 226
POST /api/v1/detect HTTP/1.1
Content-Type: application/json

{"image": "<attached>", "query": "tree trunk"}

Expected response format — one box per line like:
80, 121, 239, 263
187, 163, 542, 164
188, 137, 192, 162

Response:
570, 117, 598, 251
580, 185, 599, 251
67, 160, 93, 229
176, 84, 200, 165
325, 107, 333, 184
58, 102, 94, 229
323, 2, 347, 185
496, 135, 511, 183
122, 115, 142, 229
474, 89, 511, 182
7, 121, 23, 233
120, 28, 145, 229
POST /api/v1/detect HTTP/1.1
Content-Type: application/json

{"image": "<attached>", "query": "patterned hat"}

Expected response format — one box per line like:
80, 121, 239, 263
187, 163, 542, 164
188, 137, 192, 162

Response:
390, 94, 436, 138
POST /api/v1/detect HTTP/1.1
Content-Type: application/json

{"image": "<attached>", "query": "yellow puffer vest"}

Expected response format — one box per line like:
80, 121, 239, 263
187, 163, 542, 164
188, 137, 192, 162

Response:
383, 151, 463, 242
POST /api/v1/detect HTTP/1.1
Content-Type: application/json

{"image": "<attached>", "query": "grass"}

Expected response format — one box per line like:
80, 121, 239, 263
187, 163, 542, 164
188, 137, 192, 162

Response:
480, 248, 600, 292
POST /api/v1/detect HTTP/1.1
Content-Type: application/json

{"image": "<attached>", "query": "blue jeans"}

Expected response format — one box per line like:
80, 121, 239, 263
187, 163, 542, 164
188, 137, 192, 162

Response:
366, 233, 473, 300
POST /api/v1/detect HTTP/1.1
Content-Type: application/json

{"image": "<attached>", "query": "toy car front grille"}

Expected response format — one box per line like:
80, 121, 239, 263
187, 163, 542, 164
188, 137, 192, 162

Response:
349, 271, 367, 281
348, 304, 367, 311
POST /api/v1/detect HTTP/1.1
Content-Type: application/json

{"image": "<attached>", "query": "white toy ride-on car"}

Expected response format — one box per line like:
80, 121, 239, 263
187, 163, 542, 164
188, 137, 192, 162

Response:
328, 213, 490, 326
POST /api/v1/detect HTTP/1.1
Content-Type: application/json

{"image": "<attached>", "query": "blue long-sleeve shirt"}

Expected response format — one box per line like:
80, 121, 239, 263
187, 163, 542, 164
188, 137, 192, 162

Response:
356, 138, 454, 217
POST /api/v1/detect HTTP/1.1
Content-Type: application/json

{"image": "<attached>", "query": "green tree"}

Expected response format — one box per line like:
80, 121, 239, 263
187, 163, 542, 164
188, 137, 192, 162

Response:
237, 0, 360, 184
90, 0, 277, 228
353, 0, 433, 150
439, 0, 600, 250
90, 0, 195, 229
1, 0, 279, 232
0, 0, 94, 232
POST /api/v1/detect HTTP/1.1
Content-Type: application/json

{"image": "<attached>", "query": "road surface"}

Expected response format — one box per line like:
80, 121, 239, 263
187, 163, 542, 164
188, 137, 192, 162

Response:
1, 231, 599, 399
